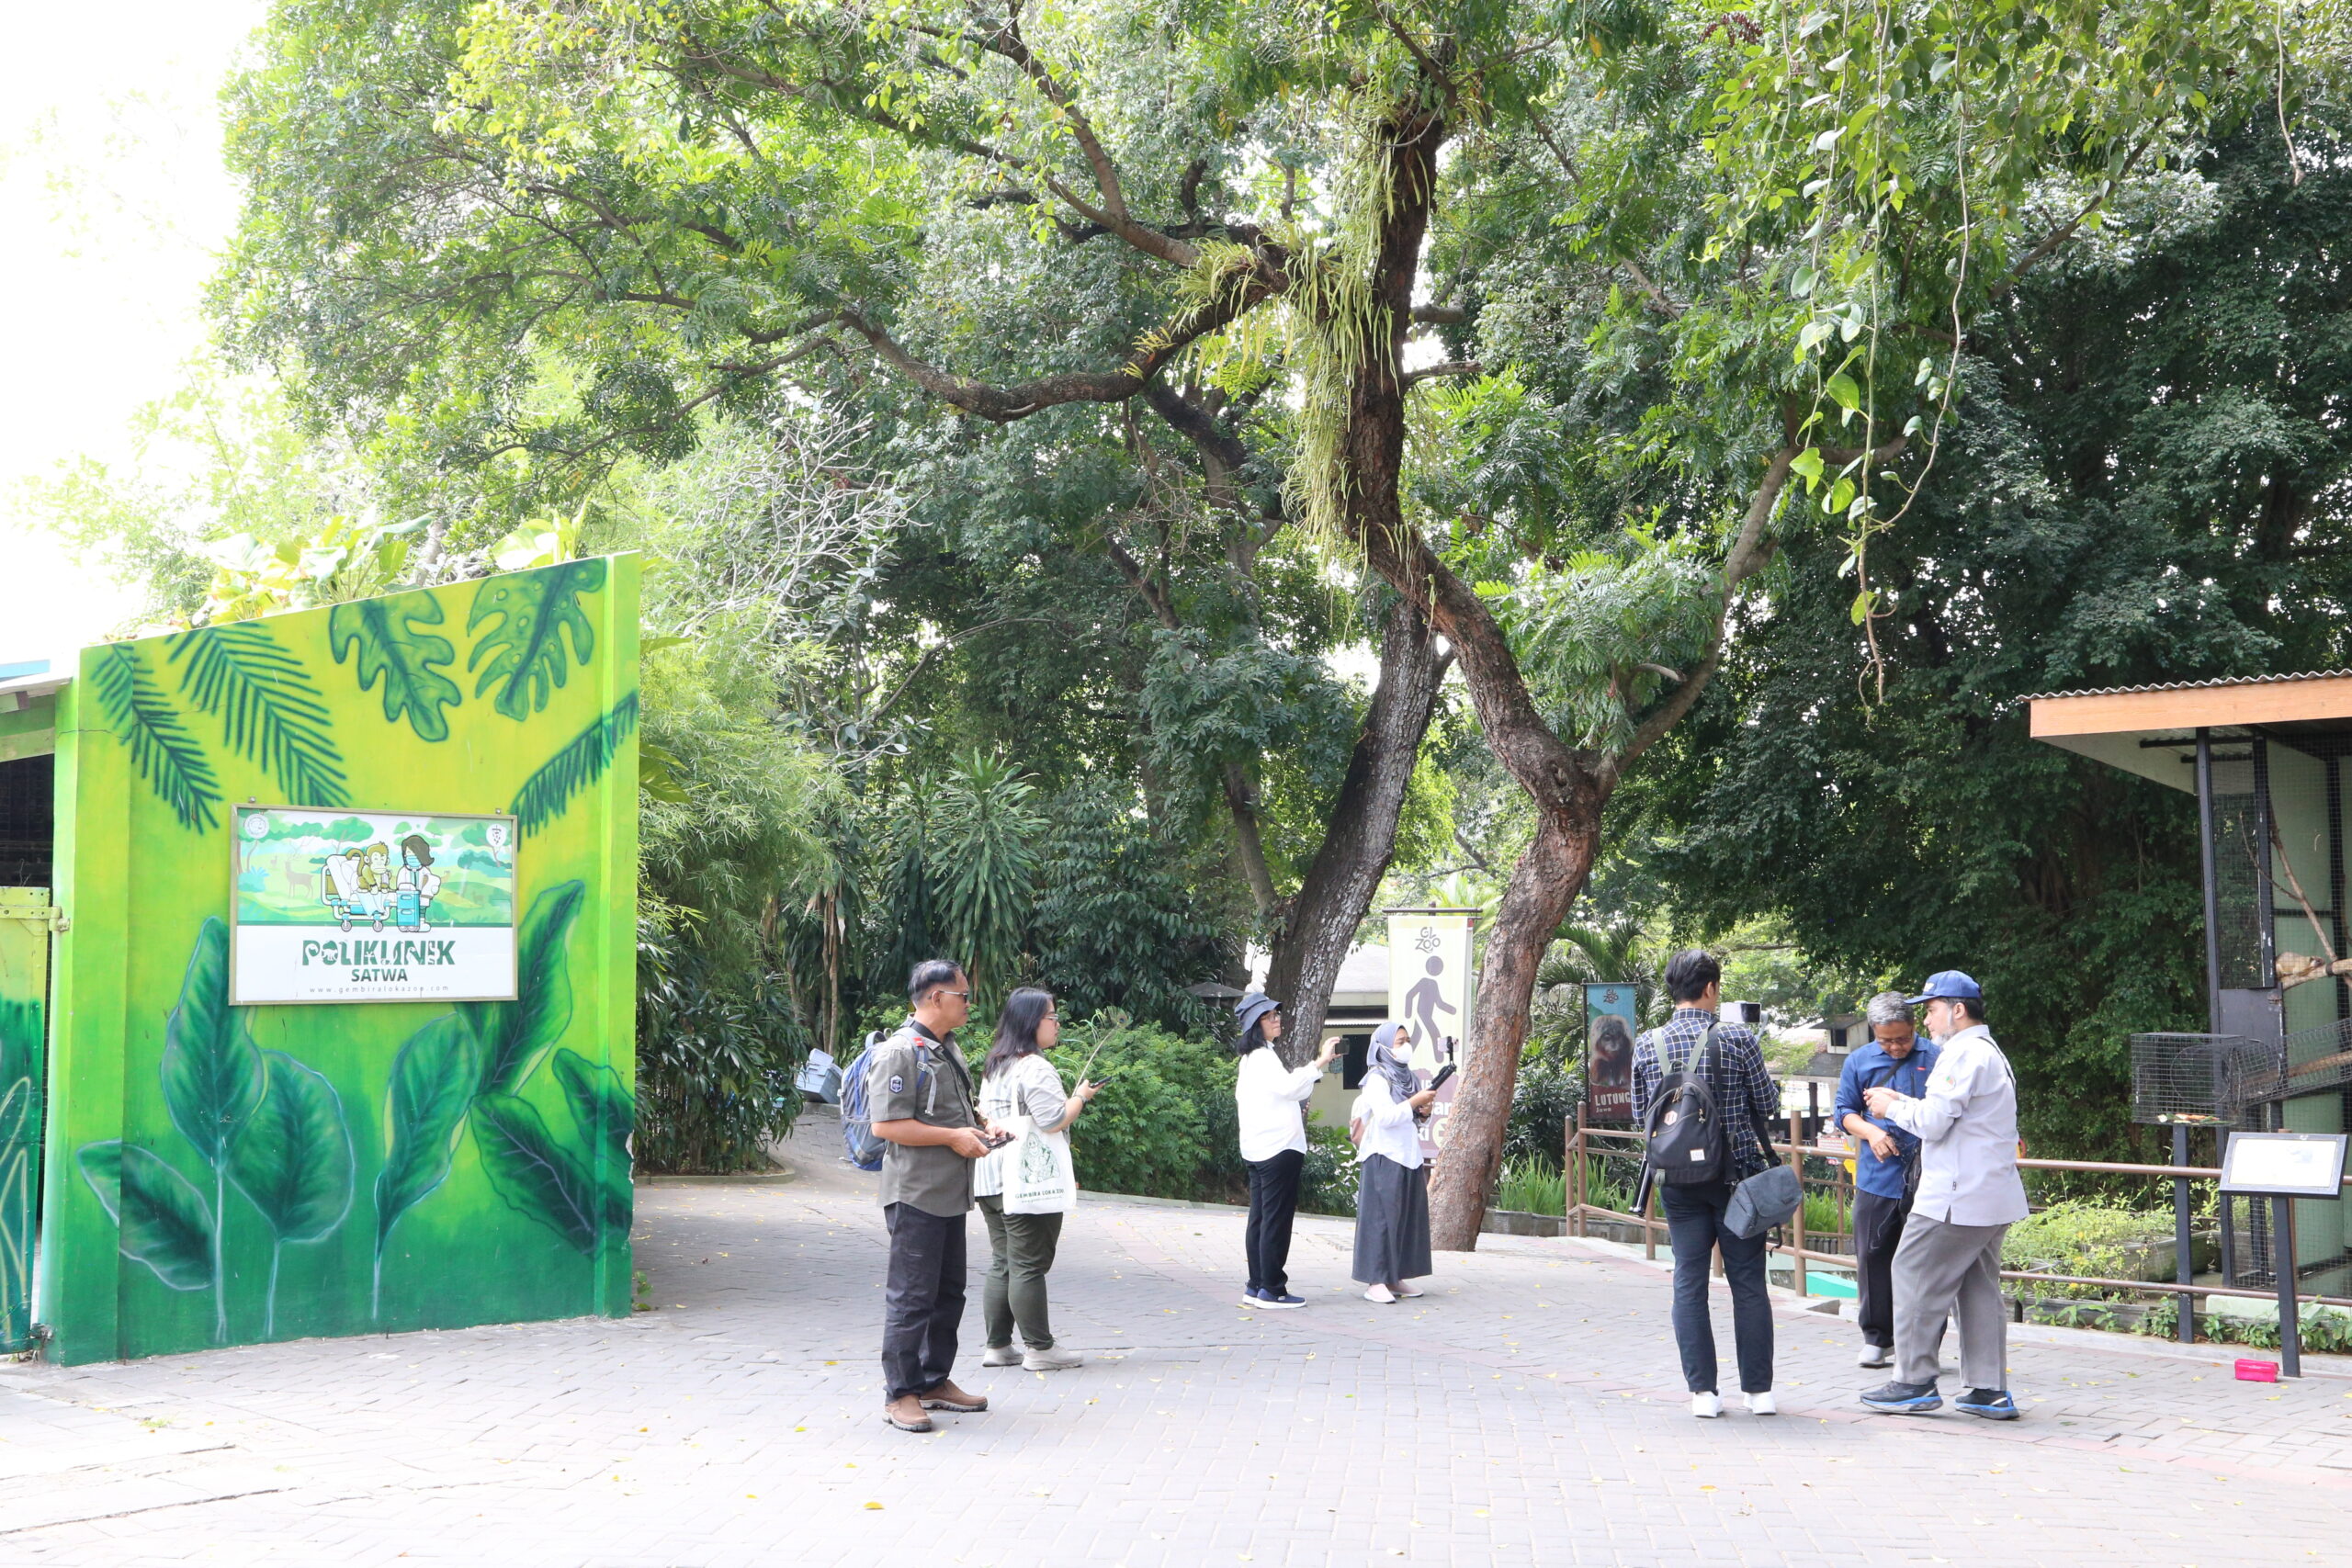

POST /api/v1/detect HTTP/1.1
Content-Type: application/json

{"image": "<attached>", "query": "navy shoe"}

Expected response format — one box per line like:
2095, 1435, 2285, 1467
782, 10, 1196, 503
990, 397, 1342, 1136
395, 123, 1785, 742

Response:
1954, 1387, 2019, 1420
1860, 1380, 1942, 1414
1239, 1287, 1266, 1308
1258, 1291, 1306, 1309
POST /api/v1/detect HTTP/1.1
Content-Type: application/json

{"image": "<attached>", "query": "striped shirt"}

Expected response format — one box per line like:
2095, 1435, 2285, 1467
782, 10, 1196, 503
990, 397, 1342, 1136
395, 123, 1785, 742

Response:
1631, 1008, 1781, 1182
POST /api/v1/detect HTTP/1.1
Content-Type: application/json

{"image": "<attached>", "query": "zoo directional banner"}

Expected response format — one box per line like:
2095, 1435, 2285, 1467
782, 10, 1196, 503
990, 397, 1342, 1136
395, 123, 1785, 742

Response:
231, 807, 519, 1004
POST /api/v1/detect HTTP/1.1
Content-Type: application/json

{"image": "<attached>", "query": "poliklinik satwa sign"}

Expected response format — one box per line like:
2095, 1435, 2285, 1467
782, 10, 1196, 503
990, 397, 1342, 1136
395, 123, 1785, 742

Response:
229, 806, 519, 1005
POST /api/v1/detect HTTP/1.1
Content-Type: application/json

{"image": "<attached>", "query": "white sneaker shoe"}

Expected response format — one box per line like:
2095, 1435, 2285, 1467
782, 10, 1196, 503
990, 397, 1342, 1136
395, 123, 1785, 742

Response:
1690, 1393, 1722, 1419
1023, 1347, 1083, 1371
980, 1345, 1021, 1368
1745, 1391, 1777, 1416
1363, 1284, 1397, 1304
1858, 1343, 1892, 1369
1394, 1281, 1425, 1298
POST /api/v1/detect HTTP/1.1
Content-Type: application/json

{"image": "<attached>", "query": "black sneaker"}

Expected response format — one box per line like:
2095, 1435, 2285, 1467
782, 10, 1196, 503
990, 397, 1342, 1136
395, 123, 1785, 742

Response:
1859, 1380, 1942, 1414
1954, 1387, 2019, 1420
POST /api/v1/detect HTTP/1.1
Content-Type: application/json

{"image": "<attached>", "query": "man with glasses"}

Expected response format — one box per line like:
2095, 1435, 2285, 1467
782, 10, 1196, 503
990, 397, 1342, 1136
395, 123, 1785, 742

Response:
870, 958, 999, 1433
1858, 971, 2028, 1420
1836, 991, 1939, 1370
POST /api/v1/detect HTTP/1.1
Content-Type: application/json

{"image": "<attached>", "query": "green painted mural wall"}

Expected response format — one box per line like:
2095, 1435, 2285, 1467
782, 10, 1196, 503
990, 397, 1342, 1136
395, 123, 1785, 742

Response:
36, 558, 639, 1364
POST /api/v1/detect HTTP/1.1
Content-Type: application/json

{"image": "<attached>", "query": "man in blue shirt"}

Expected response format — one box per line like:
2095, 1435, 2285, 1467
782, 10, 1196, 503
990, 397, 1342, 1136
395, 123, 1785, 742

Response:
1835, 992, 1939, 1369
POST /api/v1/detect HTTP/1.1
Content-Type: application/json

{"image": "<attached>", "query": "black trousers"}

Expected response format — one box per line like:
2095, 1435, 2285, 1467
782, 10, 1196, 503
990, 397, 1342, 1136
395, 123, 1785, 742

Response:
1244, 1149, 1306, 1294
881, 1202, 967, 1401
1853, 1188, 1911, 1348
1659, 1177, 1774, 1395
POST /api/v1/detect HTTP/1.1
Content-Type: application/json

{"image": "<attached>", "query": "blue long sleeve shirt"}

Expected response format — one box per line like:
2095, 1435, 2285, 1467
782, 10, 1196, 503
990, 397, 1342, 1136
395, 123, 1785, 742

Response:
1833, 1038, 1939, 1201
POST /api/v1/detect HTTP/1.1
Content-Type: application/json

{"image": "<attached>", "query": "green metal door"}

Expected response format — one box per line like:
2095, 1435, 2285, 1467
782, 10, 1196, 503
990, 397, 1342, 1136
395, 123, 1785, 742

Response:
1, 887, 50, 1353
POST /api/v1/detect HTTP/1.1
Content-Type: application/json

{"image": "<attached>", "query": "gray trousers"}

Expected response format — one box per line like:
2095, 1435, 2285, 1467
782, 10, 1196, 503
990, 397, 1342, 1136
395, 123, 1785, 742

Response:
1893, 1213, 2009, 1390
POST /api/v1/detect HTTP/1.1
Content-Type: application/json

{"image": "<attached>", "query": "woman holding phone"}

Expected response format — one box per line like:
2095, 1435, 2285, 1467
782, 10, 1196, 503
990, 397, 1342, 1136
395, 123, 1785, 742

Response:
1351, 1021, 1439, 1303
974, 987, 1098, 1371
1233, 991, 1340, 1310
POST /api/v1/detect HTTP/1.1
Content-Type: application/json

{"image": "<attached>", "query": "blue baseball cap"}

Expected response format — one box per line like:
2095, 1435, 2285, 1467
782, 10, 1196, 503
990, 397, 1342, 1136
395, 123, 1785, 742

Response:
1906, 970, 1983, 1006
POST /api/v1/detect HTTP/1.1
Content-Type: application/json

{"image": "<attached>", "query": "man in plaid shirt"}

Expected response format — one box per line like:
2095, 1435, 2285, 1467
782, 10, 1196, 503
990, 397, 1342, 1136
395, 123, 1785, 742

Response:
1632, 949, 1783, 1419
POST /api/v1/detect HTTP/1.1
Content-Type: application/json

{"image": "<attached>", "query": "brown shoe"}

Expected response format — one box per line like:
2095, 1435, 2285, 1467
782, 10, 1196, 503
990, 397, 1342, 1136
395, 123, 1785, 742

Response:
918, 1379, 988, 1413
883, 1393, 934, 1432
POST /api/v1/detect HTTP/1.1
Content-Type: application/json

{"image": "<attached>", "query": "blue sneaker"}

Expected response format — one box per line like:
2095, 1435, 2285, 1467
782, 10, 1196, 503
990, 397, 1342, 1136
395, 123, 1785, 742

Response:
1860, 1380, 1942, 1414
1954, 1387, 2019, 1420
1259, 1291, 1306, 1309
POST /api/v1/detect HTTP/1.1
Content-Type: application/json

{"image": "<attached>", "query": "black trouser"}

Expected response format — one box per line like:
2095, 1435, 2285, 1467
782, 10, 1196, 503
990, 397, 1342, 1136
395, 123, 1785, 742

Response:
881, 1202, 967, 1400
1244, 1149, 1306, 1294
1659, 1177, 1774, 1395
1853, 1188, 1911, 1349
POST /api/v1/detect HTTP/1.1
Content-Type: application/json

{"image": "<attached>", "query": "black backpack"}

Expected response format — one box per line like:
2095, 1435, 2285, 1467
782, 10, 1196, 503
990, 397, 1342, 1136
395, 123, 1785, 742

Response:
1641, 1025, 1726, 1188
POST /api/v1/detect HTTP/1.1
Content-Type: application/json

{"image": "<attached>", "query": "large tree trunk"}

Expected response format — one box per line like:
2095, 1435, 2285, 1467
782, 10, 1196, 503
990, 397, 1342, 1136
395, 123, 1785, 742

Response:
1260, 598, 1448, 1066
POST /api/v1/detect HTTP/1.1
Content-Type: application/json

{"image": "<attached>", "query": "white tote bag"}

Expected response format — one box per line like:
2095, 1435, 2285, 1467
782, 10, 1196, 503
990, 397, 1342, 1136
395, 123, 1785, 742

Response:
1001, 1113, 1079, 1214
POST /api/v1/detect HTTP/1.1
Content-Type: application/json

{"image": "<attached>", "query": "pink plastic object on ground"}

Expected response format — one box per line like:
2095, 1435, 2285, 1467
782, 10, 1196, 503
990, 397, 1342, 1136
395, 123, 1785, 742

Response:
2235, 1359, 2280, 1382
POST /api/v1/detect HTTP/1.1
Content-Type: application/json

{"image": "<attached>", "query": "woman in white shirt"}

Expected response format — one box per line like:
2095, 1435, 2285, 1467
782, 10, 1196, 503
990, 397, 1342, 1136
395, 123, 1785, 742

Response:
975, 988, 1097, 1371
1232, 991, 1339, 1310
1351, 1021, 1439, 1303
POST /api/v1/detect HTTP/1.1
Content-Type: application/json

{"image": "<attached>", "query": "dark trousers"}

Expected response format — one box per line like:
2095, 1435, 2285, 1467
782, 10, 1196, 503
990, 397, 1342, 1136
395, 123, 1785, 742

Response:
1853, 1188, 1911, 1348
1244, 1149, 1306, 1294
881, 1202, 967, 1401
978, 1194, 1062, 1350
1660, 1178, 1774, 1395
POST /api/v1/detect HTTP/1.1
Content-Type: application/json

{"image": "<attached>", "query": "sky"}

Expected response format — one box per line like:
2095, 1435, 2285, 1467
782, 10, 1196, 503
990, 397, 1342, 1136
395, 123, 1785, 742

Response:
0, 0, 267, 664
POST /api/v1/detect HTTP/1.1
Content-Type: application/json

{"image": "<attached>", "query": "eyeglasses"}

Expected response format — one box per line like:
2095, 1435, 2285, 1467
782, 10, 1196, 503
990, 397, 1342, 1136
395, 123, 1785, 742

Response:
934, 989, 971, 1001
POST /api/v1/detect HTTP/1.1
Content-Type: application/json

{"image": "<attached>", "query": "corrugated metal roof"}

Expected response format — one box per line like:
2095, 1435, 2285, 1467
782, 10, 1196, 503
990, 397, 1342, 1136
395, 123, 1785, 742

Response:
2023, 671, 2352, 703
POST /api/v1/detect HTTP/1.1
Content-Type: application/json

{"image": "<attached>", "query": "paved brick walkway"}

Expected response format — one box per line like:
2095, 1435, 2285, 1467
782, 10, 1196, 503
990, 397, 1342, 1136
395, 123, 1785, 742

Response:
6, 1121, 2351, 1566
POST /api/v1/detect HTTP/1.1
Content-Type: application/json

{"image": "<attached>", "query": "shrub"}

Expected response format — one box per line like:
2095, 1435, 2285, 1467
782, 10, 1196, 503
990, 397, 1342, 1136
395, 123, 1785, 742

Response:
1496, 1157, 1566, 1216
1301, 1118, 1360, 1216
1502, 1060, 1584, 1171
2002, 1201, 2174, 1299
1046, 1016, 1234, 1201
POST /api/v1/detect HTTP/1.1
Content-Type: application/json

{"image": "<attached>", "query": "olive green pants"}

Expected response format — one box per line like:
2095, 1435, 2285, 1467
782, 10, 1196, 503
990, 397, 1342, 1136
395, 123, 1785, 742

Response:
978, 1194, 1063, 1350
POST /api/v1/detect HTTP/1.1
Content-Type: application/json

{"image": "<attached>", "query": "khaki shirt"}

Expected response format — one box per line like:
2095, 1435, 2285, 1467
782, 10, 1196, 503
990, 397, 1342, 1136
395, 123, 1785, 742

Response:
869, 1021, 980, 1218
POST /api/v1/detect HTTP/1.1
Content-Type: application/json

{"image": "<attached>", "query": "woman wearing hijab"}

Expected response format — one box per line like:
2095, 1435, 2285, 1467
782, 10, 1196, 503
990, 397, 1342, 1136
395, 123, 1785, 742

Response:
1351, 1021, 1440, 1303
1232, 991, 1340, 1309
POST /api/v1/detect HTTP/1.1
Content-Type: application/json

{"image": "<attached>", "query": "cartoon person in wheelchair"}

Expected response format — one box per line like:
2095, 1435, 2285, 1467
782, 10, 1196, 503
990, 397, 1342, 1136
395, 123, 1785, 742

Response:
322, 844, 385, 931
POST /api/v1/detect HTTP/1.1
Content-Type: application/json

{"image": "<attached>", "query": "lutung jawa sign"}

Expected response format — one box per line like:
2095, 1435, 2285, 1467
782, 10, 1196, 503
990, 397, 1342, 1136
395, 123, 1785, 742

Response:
231, 806, 518, 1004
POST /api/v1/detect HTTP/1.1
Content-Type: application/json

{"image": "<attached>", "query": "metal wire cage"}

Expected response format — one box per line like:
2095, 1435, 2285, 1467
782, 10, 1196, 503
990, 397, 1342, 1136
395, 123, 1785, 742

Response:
2129, 1032, 2264, 1124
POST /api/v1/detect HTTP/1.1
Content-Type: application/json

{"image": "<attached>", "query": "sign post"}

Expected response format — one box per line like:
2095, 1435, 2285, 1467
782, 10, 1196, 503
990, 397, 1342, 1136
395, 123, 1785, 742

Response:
1385, 908, 1476, 1160
1584, 983, 1638, 1124
2219, 1131, 2349, 1379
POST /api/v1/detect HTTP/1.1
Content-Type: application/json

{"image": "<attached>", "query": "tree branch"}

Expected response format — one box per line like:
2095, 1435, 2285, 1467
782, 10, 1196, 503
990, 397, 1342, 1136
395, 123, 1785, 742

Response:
1404, 359, 1483, 387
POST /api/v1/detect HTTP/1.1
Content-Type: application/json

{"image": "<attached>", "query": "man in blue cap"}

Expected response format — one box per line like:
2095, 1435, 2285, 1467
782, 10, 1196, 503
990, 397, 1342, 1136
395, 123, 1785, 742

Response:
1856, 971, 2029, 1420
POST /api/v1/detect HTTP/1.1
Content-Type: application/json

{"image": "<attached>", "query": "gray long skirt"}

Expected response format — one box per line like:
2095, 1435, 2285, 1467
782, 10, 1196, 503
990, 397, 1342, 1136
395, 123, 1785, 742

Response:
1351, 1155, 1432, 1285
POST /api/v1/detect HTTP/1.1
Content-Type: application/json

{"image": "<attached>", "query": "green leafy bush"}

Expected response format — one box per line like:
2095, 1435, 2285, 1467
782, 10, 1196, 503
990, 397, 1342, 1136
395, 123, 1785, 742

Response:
1502, 1061, 1584, 1171
2002, 1201, 2176, 1299
1301, 1119, 1359, 1217
1496, 1157, 1566, 1216
1048, 1018, 1234, 1201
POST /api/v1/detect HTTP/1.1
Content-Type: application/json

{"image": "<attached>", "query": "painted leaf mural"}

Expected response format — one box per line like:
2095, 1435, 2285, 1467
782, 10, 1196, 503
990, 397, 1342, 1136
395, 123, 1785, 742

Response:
90, 642, 223, 831
161, 919, 266, 1169
510, 691, 638, 834
0, 996, 39, 1351
230, 1051, 356, 1337
76, 1143, 215, 1292
466, 560, 605, 720
470, 1094, 600, 1255
552, 1046, 634, 1234
159, 917, 266, 1340
371, 1012, 481, 1314
328, 592, 462, 742
460, 879, 585, 1097
170, 622, 349, 807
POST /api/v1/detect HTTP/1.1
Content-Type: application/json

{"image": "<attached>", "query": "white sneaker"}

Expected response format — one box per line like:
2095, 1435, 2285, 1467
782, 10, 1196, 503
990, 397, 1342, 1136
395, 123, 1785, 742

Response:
1363, 1284, 1397, 1304
1858, 1343, 1892, 1369
1023, 1347, 1083, 1371
1745, 1391, 1777, 1416
1394, 1281, 1425, 1298
1690, 1393, 1722, 1419
980, 1345, 1021, 1368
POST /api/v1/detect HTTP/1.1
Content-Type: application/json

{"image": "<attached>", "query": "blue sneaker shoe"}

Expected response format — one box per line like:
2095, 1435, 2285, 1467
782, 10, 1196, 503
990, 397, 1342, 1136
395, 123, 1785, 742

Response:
1954, 1387, 2019, 1420
1259, 1291, 1306, 1309
1860, 1380, 1942, 1414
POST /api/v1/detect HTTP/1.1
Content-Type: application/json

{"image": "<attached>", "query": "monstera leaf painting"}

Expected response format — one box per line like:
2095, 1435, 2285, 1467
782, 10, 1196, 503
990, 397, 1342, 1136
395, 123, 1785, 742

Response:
160, 919, 266, 1341
229, 1051, 355, 1337
460, 880, 585, 1098
469, 1094, 601, 1255
466, 560, 606, 720
371, 1013, 481, 1316
328, 592, 462, 742
75, 1143, 215, 1292
169, 622, 349, 807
